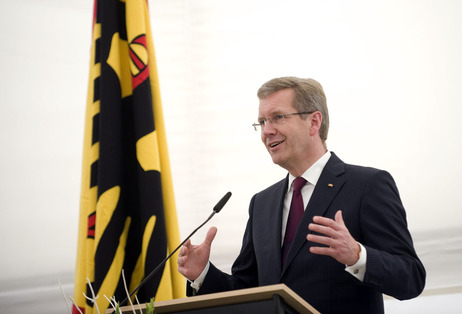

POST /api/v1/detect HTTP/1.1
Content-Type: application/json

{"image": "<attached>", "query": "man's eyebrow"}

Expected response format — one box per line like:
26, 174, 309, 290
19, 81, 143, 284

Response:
261, 110, 284, 117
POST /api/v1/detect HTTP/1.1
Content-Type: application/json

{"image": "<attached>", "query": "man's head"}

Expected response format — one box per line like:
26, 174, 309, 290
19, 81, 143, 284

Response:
257, 77, 329, 143
256, 77, 329, 176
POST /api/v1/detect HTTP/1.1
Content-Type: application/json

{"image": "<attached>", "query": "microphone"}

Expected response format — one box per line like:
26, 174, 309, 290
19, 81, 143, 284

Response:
119, 191, 232, 307
213, 191, 232, 213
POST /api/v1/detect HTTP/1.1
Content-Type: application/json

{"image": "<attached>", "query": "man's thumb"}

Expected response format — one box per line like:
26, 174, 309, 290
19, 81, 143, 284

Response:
205, 226, 218, 246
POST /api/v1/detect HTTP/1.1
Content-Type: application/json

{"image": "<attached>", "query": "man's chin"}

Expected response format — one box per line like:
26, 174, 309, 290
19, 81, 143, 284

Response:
270, 155, 284, 167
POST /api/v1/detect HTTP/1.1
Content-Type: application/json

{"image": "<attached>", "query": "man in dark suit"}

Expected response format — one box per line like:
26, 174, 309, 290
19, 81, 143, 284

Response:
177, 77, 426, 313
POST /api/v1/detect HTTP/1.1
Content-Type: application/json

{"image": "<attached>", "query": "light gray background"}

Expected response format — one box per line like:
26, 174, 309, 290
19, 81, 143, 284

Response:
0, 0, 461, 313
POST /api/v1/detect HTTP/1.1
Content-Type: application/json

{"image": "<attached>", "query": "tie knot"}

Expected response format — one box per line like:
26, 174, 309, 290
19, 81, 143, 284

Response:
293, 177, 307, 193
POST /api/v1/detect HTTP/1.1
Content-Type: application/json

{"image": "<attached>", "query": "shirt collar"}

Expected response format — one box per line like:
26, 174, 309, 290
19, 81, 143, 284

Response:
288, 151, 331, 190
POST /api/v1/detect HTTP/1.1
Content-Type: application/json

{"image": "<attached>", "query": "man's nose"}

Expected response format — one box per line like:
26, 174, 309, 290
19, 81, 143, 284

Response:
262, 121, 277, 136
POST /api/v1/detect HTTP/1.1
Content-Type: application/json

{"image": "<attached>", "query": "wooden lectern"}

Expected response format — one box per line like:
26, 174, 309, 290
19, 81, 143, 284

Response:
108, 284, 319, 314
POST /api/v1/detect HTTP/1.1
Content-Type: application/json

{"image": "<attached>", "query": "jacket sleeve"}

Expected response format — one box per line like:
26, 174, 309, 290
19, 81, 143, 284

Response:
359, 170, 426, 299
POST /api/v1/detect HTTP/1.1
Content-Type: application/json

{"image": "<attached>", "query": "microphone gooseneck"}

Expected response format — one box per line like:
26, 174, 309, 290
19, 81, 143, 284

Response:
119, 192, 232, 307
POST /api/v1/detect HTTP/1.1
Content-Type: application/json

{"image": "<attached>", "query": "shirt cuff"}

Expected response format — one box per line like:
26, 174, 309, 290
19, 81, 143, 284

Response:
189, 261, 210, 291
345, 242, 367, 282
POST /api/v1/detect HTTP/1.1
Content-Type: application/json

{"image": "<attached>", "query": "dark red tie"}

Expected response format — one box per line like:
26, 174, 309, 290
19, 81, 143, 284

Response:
282, 177, 307, 265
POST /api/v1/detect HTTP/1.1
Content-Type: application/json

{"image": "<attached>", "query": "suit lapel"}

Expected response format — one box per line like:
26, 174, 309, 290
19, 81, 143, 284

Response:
282, 152, 346, 274
252, 176, 288, 284
266, 177, 288, 279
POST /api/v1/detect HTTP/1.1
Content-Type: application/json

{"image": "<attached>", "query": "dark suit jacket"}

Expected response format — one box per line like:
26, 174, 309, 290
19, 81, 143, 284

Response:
193, 152, 426, 313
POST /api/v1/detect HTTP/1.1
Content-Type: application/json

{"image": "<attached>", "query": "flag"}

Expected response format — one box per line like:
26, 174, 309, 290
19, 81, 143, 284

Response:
73, 0, 185, 312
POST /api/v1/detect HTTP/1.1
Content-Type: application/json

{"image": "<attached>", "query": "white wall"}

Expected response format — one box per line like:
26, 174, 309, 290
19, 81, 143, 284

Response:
0, 0, 461, 304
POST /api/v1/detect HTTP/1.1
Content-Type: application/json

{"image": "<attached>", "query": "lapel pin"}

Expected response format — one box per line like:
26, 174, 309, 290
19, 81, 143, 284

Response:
328, 183, 334, 188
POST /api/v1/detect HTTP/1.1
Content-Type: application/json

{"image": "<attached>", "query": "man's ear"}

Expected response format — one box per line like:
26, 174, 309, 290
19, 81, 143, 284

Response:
309, 111, 322, 136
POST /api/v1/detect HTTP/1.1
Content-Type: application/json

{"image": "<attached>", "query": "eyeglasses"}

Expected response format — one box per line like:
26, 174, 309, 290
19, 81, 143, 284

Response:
252, 111, 314, 131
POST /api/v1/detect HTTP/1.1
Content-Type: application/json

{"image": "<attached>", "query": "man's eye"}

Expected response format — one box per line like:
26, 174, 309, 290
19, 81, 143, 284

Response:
274, 114, 285, 121
258, 119, 267, 125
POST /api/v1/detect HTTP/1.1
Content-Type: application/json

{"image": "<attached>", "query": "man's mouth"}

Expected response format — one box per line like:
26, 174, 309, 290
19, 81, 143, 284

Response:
269, 141, 284, 148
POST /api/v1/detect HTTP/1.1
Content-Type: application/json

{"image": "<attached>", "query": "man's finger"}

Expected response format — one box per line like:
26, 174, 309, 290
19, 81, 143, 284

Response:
307, 233, 334, 247
177, 254, 188, 266
310, 245, 333, 256
204, 226, 218, 246
309, 223, 335, 238
183, 239, 191, 249
334, 210, 344, 226
312, 215, 340, 230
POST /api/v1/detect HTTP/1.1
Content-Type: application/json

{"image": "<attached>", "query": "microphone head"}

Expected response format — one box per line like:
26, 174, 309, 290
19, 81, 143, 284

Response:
213, 192, 232, 213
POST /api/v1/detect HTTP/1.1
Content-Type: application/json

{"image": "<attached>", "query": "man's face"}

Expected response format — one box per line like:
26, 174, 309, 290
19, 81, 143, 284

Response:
258, 88, 312, 172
